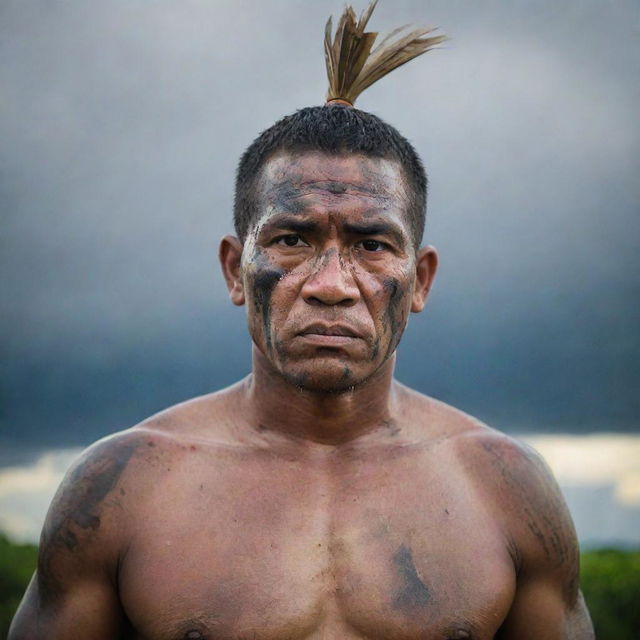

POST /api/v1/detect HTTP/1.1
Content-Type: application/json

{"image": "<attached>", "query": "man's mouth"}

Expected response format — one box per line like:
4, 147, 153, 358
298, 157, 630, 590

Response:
297, 323, 364, 347
298, 323, 361, 338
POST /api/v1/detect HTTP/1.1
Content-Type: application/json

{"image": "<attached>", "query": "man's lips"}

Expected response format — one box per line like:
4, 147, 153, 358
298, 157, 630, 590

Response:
296, 323, 365, 347
298, 323, 361, 338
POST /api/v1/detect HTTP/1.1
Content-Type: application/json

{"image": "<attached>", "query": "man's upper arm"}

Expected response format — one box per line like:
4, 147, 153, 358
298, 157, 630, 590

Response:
497, 578, 593, 639
472, 432, 595, 639
9, 570, 126, 639
9, 432, 142, 639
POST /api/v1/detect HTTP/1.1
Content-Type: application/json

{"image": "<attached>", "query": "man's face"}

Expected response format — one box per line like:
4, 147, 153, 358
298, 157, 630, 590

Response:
233, 151, 433, 392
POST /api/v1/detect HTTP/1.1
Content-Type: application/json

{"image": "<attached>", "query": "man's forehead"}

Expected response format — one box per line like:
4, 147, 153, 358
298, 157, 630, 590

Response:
258, 151, 407, 203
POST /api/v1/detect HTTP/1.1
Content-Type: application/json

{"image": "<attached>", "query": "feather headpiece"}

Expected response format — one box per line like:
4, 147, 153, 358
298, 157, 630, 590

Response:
324, 0, 447, 106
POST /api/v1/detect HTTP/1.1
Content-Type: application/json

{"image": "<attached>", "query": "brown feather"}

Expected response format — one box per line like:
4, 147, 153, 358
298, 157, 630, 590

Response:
324, 0, 448, 105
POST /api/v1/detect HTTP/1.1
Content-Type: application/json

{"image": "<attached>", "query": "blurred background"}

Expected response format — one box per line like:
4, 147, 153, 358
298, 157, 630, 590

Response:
1, 0, 639, 635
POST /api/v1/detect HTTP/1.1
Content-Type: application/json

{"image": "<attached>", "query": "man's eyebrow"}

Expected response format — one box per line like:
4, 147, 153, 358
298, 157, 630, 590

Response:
260, 217, 319, 234
342, 221, 406, 246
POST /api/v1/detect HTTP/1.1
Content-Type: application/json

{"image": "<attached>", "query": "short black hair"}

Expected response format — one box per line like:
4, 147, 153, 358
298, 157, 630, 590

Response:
233, 104, 427, 249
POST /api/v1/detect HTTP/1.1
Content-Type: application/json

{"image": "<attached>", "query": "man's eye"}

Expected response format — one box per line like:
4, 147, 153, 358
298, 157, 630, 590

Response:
359, 239, 386, 252
275, 234, 307, 247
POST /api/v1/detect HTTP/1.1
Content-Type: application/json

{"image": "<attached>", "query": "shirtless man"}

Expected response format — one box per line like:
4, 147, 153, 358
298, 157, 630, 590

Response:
10, 105, 594, 639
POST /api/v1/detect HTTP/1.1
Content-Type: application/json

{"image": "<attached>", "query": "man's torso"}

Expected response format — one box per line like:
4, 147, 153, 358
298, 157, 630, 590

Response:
111, 387, 518, 639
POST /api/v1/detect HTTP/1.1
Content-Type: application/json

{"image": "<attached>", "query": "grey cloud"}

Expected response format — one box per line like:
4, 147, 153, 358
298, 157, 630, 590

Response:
1, 0, 638, 450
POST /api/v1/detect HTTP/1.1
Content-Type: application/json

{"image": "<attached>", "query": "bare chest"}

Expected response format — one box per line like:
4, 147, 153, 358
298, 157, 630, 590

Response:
119, 447, 515, 639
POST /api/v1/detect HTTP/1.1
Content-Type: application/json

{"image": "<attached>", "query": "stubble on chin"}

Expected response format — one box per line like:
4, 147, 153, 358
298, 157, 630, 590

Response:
270, 337, 393, 395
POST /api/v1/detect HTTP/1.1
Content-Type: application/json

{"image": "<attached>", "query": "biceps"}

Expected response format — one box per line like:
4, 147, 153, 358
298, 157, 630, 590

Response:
9, 570, 126, 640
497, 580, 594, 640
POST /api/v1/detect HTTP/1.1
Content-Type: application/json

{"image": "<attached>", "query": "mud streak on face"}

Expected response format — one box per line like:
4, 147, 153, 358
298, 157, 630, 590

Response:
249, 247, 285, 351
267, 177, 308, 215
382, 277, 406, 359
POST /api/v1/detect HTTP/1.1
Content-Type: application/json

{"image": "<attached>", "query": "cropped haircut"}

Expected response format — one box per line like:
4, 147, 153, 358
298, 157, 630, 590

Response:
233, 105, 427, 250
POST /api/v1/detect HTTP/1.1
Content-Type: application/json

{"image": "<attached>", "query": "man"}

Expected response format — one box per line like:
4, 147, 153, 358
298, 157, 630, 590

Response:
10, 5, 594, 638
10, 102, 594, 639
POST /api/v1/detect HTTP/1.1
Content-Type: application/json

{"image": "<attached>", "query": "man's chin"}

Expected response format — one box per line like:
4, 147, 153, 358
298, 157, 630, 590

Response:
278, 360, 368, 394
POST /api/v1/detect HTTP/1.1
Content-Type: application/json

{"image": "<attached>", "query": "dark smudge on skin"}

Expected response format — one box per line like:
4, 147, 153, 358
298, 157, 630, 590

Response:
248, 247, 285, 350
370, 337, 380, 361
383, 419, 401, 436
392, 544, 431, 612
325, 181, 347, 194
45, 440, 137, 550
382, 277, 406, 357
479, 439, 579, 600
524, 506, 551, 559
266, 177, 308, 215
263, 158, 392, 217
38, 437, 139, 601
253, 269, 282, 348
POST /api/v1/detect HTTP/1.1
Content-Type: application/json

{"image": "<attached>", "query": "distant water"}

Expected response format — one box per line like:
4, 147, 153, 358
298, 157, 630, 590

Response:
1, 434, 638, 547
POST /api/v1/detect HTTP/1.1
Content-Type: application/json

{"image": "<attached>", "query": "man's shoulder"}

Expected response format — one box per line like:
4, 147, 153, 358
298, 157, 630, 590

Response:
66, 384, 243, 483
399, 383, 548, 470
42, 427, 157, 551
398, 382, 503, 443
421, 399, 565, 520
134, 380, 246, 443
438, 419, 579, 584
60, 385, 236, 485
42, 384, 245, 556
401, 384, 573, 546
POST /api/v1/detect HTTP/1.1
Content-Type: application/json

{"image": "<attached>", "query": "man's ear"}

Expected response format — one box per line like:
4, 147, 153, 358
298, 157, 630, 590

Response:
219, 235, 245, 306
411, 245, 438, 313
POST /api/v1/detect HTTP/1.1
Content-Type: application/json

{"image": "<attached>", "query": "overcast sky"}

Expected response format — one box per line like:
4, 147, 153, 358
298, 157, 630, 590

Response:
1, 0, 639, 456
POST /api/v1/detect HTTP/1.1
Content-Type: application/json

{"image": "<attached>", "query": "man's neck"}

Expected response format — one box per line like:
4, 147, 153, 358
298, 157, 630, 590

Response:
242, 345, 399, 446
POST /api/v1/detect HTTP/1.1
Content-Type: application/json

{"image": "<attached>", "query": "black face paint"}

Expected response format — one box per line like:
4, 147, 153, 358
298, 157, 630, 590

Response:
325, 181, 348, 194
267, 177, 307, 215
382, 277, 406, 357
371, 337, 380, 361
265, 169, 386, 218
248, 247, 285, 351
253, 269, 283, 344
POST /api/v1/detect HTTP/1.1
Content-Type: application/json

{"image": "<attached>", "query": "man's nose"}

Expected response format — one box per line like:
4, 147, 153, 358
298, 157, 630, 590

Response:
301, 249, 360, 307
